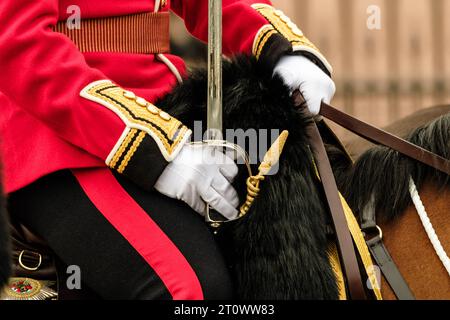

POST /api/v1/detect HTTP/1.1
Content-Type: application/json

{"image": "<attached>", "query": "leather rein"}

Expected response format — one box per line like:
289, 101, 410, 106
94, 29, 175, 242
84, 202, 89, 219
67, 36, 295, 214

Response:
293, 91, 449, 300
319, 103, 450, 176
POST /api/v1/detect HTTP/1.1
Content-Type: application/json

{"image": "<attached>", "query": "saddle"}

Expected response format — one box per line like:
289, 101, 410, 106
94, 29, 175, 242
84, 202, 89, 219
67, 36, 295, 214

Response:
1, 219, 99, 300
0, 220, 58, 300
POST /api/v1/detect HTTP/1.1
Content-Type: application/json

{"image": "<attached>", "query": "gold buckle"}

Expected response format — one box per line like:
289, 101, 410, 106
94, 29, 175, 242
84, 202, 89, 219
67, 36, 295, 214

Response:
18, 250, 42, 271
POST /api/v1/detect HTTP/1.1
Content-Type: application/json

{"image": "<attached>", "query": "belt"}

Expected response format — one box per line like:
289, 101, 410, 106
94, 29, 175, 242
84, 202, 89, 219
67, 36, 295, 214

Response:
53, 12, 170, 54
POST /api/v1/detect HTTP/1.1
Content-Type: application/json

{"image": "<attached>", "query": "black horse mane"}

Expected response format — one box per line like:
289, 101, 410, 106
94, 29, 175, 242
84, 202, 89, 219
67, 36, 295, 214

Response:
337, 113, 450, 222
158, 55, 339, 299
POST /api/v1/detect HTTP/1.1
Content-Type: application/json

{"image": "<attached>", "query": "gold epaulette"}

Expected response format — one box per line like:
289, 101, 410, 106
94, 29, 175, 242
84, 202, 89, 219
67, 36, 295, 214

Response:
251, 3, 332, 74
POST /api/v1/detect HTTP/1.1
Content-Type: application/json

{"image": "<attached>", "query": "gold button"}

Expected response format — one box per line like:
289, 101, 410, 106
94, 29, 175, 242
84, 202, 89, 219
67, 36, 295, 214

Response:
281, 15, 291, 23
135, 97, 147, 107
287, 21, 298, 30
123, 90, 136, 100
159, 111, 171, 121
291, 26, 303, 37
147, 104, 159, 114
274, 10, 283, 17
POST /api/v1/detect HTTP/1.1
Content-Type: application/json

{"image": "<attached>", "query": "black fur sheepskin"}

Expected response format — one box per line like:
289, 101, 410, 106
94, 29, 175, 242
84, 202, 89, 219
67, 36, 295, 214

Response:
338, 113, 450, 222
157, 56, 338, 299
0, 177, 11, 287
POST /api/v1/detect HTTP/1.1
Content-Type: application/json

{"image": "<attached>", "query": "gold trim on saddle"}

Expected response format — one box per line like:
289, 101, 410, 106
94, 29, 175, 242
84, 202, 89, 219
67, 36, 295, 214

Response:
327, 242, 347, 300
311, 154, 383, 300
81, 80, 191, 164
251, 3, 332, 74
339, 194, 383, 300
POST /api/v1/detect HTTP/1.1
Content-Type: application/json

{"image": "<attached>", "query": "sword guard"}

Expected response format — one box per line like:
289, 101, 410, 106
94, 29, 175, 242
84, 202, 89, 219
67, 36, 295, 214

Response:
202, 130, 289, 228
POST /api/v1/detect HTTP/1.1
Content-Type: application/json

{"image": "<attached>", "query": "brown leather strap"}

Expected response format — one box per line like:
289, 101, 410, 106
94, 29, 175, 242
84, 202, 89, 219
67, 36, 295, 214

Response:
361, 199, 415, 300
292, 91, 367, 299
54, 12, 170, 54
317, 102, 447, 299
367, 237, 414, 300
10, 221, 56, 280
320, 103, 450, 176
306, 122, 367, 300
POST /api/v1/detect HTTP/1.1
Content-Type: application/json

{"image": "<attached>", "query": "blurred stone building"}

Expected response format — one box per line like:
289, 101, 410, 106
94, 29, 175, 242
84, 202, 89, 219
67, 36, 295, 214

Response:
171, 0, 450, 138
273, 0, 450, 137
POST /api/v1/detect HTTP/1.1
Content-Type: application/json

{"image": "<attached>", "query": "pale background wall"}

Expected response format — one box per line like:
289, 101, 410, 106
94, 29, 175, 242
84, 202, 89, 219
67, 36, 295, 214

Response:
170, 0, 450, 139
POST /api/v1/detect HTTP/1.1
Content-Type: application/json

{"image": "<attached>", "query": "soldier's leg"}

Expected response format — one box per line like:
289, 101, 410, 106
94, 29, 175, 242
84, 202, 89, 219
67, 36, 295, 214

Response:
8, 169, 233, 300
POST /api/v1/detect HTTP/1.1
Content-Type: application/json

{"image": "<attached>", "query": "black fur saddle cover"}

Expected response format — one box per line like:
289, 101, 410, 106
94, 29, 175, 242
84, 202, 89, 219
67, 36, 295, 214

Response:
157, 56, 339, 299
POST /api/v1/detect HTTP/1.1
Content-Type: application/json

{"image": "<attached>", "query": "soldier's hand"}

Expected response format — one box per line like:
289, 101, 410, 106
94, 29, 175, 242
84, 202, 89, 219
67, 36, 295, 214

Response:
274, 55, 336, 115
154, 144, 239, 220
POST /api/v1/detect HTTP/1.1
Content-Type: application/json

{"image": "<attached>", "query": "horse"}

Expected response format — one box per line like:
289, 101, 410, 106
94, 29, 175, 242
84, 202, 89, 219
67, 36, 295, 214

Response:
335, 113, 450, 299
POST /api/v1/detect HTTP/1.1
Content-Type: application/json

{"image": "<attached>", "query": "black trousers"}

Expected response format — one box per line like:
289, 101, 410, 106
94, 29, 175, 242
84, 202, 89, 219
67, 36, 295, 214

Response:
8, 170, 233, 300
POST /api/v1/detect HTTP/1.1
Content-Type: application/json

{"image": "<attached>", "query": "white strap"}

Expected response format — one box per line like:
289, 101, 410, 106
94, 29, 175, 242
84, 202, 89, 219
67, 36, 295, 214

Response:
409, 177, 450, 277
157, 54, 183, 84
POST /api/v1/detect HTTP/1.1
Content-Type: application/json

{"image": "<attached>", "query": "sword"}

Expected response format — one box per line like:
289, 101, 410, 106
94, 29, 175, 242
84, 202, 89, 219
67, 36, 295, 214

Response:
203, 1, 289, 228
205, 0, 224, 227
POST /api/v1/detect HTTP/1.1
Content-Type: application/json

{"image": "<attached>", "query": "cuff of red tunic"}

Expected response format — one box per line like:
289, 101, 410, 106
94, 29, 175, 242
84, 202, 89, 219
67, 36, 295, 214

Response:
251, 3, 332, 76
80, 80, 192, 190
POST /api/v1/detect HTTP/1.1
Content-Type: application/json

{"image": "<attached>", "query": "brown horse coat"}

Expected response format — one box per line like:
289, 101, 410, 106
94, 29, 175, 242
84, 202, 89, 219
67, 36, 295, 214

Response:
381, 181, 450, 299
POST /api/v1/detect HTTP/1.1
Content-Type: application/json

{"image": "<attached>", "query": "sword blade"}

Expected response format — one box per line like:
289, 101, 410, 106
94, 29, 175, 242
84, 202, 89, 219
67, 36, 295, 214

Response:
207, 0, 223, 140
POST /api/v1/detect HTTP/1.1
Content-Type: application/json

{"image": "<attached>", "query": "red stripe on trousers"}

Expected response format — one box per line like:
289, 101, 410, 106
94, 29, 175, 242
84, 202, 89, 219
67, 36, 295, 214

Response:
73, 167, 204, 300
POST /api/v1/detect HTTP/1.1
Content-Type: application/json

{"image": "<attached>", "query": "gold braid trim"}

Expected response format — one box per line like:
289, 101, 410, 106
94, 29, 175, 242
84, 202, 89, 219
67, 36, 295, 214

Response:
239, 130, 289, 217
81, 80, 192, 163
339, 194, 383, 300
327, 242, 347, 300
117, 130, 146, 173
251, 3, 332, 74
252, 25, 278, 60
109, 128, 138, 169
311, 155, 382, 300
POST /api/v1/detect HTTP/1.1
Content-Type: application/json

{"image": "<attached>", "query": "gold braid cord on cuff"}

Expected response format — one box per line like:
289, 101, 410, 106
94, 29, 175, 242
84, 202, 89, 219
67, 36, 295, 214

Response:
251, 3, 332, 74
81, 80, 191, 170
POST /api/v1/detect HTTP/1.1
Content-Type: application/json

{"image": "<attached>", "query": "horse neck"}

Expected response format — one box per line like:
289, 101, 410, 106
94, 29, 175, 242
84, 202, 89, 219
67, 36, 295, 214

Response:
379, 180, 450, 299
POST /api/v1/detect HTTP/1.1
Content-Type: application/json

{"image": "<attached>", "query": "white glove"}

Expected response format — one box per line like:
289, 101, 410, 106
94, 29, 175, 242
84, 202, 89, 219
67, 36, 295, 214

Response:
154, 144, 239, 220
274, 55, 336, 115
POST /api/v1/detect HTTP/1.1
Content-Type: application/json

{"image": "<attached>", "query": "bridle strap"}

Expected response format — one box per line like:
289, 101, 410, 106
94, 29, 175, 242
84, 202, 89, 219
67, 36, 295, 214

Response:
306, 121, 367, 300
319, 103, 450, 176
292, 92, 367, 299
294, 92, 449, 299
317, 102, 446, 300
291, 92, 367, 299
361, 199, 415, 300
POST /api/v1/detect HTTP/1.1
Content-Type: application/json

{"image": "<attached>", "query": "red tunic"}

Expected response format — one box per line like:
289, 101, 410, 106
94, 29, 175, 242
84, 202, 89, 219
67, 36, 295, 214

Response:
0, 0, 330, 193
0, 1, 333, 299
